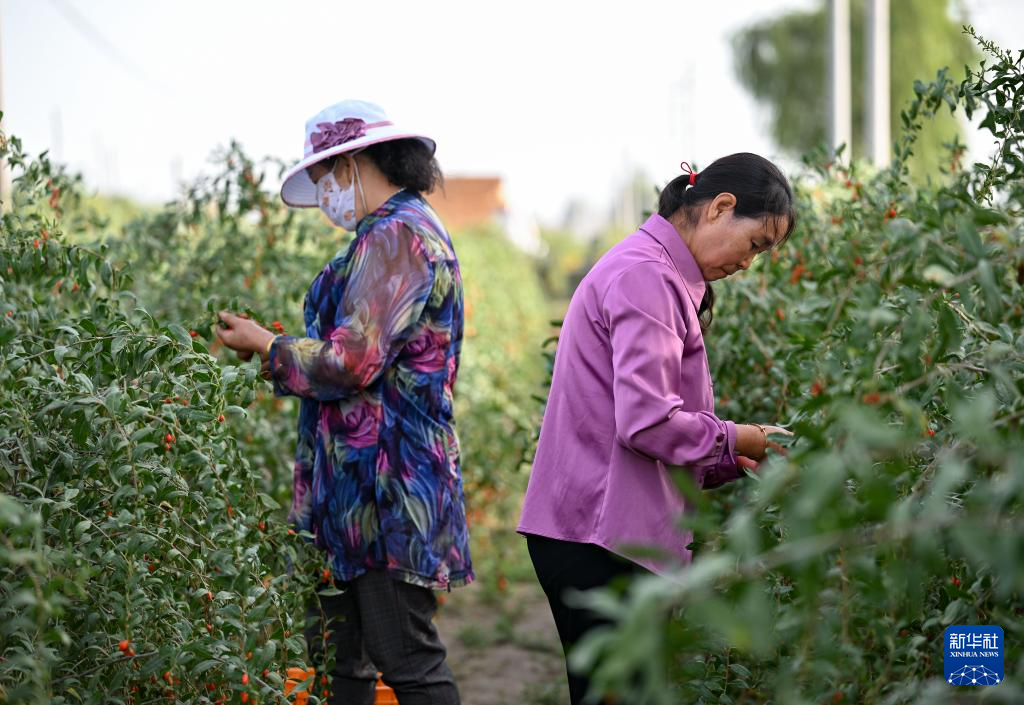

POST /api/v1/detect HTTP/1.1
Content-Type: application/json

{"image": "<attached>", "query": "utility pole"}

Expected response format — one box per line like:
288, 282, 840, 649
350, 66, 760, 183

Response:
865, 0, 891, 166
828, 0, 852, 161
0, 0, 12, 214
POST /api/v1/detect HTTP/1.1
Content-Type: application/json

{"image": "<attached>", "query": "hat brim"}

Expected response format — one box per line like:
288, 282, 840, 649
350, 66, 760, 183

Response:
280, 128, 436, 207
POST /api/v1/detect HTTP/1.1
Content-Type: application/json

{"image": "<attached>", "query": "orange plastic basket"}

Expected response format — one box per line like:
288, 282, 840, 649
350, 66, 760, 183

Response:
375, 673, 398, 704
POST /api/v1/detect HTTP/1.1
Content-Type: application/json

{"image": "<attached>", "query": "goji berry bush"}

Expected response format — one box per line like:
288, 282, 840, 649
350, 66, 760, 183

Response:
0, 131, 549, 700
570, 31, 1024, 705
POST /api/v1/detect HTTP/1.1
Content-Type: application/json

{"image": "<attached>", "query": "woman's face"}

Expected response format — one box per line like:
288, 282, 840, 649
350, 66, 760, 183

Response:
686, 193, 785, 281
305, 155, 354, 188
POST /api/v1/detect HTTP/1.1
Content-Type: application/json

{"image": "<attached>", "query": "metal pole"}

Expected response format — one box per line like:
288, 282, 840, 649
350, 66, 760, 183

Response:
865, 0, 891, 166
828, 0, 852, 160
0, 0, 12, 213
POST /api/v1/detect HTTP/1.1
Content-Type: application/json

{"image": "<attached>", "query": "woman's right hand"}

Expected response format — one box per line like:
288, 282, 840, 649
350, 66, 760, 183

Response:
736, 423, 794, 461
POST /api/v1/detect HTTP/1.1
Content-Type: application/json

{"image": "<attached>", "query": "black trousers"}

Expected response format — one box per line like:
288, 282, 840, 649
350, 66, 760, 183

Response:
304, 568, 460, 705
526, 534, 648, 705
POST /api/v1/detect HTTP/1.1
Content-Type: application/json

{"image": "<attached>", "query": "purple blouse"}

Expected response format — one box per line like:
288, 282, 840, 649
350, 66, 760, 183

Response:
517, 213, 744, 575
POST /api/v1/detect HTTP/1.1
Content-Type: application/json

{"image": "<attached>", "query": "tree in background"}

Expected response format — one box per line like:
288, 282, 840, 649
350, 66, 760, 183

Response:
732, 0, 979, 177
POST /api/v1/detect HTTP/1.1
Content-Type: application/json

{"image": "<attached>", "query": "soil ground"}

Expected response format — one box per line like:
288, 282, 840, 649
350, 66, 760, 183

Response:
435, 580, 570, 705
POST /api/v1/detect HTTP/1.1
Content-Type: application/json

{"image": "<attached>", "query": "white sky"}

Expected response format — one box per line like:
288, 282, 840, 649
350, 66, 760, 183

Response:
3, 0, 1023, 226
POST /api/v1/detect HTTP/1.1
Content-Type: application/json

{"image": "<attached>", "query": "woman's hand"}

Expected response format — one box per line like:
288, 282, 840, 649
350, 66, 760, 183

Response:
737, 455, 761, 471
736, 423, 794, 461
215, 311, 276, 362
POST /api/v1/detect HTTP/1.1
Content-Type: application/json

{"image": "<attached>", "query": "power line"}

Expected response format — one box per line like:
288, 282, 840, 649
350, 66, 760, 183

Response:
47, 0, 164, 90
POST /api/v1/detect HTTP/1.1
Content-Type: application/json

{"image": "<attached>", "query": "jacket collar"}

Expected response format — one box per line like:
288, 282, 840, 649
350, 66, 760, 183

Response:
638, 213, 707, 310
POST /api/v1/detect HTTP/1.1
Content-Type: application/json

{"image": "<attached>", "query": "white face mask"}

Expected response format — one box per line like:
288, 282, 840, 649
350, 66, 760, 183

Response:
315, 159, 366, 231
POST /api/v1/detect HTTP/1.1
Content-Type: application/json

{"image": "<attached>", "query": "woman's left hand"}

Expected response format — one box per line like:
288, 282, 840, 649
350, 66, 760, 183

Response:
215, 311, 276, 356
737, 455, 760, 471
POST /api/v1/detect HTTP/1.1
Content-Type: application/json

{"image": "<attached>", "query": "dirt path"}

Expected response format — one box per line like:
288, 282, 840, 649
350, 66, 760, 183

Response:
435, 580, 570, 705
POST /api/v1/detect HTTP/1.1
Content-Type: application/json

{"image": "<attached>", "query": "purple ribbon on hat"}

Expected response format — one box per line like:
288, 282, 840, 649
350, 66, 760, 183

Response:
310, 118, 393, 154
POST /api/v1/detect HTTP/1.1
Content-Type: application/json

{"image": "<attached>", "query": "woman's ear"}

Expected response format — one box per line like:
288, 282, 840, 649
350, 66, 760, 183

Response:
334, 155, 353, 185
707, 192, 737, 223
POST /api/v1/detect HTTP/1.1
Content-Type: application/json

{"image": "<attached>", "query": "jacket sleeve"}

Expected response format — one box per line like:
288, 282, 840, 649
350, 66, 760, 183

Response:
267, 220, 434, 401
604, 262, 743, 490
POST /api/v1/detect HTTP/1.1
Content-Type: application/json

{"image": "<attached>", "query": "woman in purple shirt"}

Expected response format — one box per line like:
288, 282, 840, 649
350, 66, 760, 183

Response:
518, 152, 796, 704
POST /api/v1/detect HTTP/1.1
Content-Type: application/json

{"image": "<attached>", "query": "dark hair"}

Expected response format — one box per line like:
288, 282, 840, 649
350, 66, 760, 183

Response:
656, 152, 796, 331
360, 138, 443, 193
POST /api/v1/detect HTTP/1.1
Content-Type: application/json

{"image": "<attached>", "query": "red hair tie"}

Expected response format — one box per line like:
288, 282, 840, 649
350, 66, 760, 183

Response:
680, 161, 698, 187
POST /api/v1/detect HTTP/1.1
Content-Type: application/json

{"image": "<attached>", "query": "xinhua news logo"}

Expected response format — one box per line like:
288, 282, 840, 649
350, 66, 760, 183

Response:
944, 625, 1004, 686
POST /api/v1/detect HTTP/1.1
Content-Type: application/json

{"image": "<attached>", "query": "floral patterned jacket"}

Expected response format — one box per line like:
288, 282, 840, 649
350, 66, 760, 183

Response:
268, 189, 473, 589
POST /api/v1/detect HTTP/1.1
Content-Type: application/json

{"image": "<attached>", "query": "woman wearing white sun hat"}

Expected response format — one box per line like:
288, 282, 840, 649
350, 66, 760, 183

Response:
216, 99, 469, 705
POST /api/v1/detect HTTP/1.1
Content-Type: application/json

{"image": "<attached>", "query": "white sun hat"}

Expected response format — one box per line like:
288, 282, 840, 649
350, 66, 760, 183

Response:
280, 99, 436, 208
